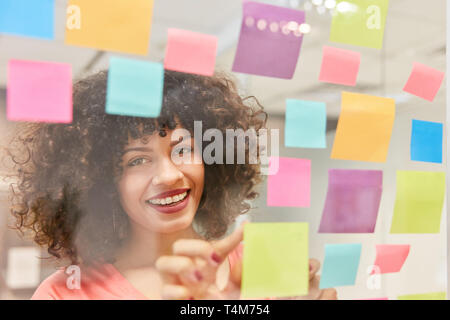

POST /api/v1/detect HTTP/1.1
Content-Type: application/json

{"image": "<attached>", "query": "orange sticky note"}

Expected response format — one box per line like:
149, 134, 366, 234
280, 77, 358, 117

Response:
331, 92, 395, 162
164, 28, 218, 76
65, 0, 154, 55
372, 244, 410, 274
403, 62, 445, 102
319, 46, 360, 86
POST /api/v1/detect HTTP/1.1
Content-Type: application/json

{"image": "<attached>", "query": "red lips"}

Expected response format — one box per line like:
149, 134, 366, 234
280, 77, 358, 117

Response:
147, 188, 190, 201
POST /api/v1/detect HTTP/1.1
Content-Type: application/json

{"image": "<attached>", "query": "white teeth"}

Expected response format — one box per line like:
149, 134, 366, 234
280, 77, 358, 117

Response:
147, 191, 188, 206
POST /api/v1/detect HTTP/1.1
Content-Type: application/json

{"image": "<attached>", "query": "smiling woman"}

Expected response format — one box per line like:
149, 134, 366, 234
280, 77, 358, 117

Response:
3, 70, 335, 300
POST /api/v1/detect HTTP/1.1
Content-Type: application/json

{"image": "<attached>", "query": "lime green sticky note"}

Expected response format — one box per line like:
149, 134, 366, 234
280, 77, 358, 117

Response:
330, 0, 390, 49
390, 171, 445, 234
241, 223, 309, 299
398, 292, 446, 300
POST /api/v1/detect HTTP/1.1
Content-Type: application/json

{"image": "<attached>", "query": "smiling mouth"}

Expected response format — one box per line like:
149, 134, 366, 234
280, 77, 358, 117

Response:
145, 189, 190, 207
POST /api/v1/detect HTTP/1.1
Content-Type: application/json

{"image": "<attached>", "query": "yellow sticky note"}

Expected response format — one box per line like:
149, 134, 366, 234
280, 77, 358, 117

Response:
398, 292, 446, 300
390, 171, 445, 234
241, 223, 309, 299
331, 92, 395, 162
65, 0, 154, 55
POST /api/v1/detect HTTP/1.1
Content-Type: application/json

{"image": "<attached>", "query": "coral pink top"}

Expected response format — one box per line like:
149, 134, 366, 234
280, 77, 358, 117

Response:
32, 243, 244, 300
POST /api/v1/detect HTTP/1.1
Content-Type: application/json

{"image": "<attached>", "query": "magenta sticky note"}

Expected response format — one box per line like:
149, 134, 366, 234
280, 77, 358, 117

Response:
372, 244, 410, 274
319, 169, 382, 233
319, 46, 360, 86
267, 157, 310, 207
403, 62, 444, 102
164, 28, 217, 76
7, 59, 72, 123
232, 1, 305, 79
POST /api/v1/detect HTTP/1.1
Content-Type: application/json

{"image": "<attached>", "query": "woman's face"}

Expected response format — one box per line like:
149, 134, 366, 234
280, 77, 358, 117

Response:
117, 128, 204, 234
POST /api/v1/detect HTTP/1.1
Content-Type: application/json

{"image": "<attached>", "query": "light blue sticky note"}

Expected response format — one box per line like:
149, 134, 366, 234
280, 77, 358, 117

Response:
410, 119, 443, 164
285, 99, 327, 148
106, 57, 164, 118
319, 243, 362, 289
0, 0, 54, 39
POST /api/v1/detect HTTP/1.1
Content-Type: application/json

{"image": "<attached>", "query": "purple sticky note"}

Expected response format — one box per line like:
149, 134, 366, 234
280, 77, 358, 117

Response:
319, 169, 382, 233
267, 157, 311, 207
7, 59, 72, 123
232, 1, 305, 79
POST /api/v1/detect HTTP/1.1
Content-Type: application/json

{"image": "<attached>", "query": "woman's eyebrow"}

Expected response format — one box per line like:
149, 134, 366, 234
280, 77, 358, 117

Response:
123, 147, 153, 154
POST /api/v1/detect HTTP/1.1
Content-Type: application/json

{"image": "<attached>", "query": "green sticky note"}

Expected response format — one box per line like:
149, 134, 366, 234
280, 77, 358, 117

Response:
390, 171, 445, 234
330, 0, 390, 49
285, 99, 327, 149
241, 222, 309, 299
398, 292, 446, 300
106, 56, 164, 118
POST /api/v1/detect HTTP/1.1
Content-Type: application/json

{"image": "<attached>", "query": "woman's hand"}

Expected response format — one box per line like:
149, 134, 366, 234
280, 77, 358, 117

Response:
293, 259, 338, 300
155, 225, 244, 300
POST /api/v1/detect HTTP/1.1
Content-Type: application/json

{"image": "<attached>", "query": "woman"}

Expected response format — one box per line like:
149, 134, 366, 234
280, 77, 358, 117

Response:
5, 70, 336, 300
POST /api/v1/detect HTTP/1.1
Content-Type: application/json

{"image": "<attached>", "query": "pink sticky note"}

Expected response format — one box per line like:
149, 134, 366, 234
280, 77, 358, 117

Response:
7, 59, 72, 123
361, 297, 389, 300
267, 157, 310, 207
319, 46, 360, 86
403, 62, 444, 102
372, 244, 410, 274
164, 28, 218, 76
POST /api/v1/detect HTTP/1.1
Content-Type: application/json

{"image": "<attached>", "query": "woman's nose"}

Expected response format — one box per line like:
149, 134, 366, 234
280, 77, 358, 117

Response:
151, 158, 184, 186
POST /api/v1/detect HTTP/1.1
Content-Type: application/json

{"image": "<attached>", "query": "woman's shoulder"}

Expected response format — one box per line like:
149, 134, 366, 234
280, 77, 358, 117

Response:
31, 263, 135, 300
31, 268, 69, 300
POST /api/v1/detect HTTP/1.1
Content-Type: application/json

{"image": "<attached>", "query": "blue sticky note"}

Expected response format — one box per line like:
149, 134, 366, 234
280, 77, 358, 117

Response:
0, 0, 54, 39
285, 99, 327, 148
410, 119, 443, 163
106, 57, 164, 118
319, 243, 362, 289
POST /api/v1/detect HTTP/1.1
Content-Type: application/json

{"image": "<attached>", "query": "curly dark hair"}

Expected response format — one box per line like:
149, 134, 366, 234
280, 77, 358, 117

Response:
3, 70, 267, 265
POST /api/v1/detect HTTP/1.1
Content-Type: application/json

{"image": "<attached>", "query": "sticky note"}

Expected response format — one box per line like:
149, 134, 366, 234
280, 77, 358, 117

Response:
330, 0, 389, 49
7, 59, 72, 123
372, 244, 410, 274
106, 57, 163, 118
241, 222, 309, 299
319, 46, 360, 86
0, 0, 54, 39
164, 29, 218, 76
6, 247, 41, 289
319, 169, 382, 233
331, 92, 395, 162
319, 243, 362, 289
390, 171, 445, 234
285, 99, 327, 149
232, 1, 305, 79
65, 0, 154, 55
398, 292, 446, 300
267, 157, 310, 207
410, 120, 443, 163
362, 297, 388, 300
403, 63, 445, 102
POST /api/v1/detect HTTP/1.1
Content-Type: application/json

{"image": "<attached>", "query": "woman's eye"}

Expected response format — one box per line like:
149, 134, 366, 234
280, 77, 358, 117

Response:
127, 158, 150, 167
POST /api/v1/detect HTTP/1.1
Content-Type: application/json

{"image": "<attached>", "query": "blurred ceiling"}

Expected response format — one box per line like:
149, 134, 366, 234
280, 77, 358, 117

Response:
0, 0, 446, 117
